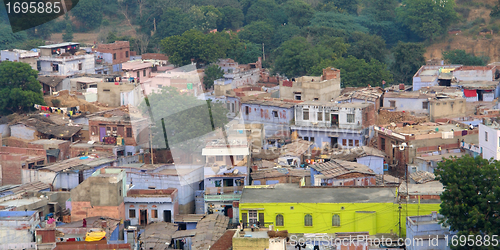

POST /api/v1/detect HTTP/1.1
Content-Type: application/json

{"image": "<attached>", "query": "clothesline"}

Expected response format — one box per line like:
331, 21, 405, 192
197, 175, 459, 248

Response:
34, 104, 81, 116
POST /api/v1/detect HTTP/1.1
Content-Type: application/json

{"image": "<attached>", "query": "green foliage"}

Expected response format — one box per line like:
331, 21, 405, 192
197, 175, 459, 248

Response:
51, 99, 61, 107
346, 32, 387, 63
72, 0, 103, 31
230, 43, 262, 64
0, 24, 27, 50
189, 5, 222, 33
155, 8, 193, 39
203, 64, 225, 90
396, 0, 458, 40
325, 0, 359, 14
492, 0, 500, 18
140, 87, 228, 152
315, 56, 393, 87
18, 39, 45, 51
309, 12, 369, 35
442, 49, 488, 66
62, 23, 74, 42
361, 0, 398, 22
238, 21, 275, 47
284, 0, 314, 27
391, 42, 426, 83
435, 155, 500, 249
271, 24, 301, 49
0, 61, 45, 115
161, 30, 239, 66
245, 0, 286, 25
218, 6, 245, 30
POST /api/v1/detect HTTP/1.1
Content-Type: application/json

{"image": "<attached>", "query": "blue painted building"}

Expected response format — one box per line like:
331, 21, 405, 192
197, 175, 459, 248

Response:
291, 101, 375, 149
406, 212, 456, 250
241, 98, 298, 138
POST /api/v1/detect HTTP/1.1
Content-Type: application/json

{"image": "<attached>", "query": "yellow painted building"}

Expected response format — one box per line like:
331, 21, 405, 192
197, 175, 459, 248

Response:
239, 184, 440, 237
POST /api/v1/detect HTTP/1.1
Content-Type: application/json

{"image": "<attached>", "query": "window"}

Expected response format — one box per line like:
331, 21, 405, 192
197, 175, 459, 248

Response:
304, 137, 309, 141
152, 209, 158, 218
249, 210, 258, 224
422, 102, 428, 109
355, 140, 360, 146
103, 89, 110, 92
310, 137, 314, 143
214, 180, 221, 187
276, 214, 284, 227
143, 69, 147, 77
347, 114, 355, 123
226, 103, 230, 110
485, 131, 488, 141
91, 126, 97, 135
325, 113, 330, 121
78, 62, 82, 70
231, 103, 235, 113
294, 94, 301, 100
272, 110, 278, 118
245, 106, 249, 115
314, 98, 319, 101
137, 71, 140, 78
318, 112, 323, 121
389, 101, 395, 107
126, 51, 129, 58
349, 139, 353, 147
303, 109, 309, 120
126, 127, 132, 137
304, 214, 313, 226
342, 139, 347, 146
332, 214, 340, 227
129, 209, 136, 218
113, 53, 117, 60
216, 155, 223, 161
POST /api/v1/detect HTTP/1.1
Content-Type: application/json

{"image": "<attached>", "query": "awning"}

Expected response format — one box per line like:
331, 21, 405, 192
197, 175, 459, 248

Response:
464, 89, 477, 97
202, 147, 249, 156
46, 149, 60, 158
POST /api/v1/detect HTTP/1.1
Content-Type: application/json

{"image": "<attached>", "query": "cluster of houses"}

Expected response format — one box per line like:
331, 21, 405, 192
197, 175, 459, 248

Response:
1, 42, 500, 250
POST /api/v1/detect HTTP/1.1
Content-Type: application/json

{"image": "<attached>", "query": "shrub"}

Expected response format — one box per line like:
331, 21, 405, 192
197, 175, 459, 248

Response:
51, 99, 61, 107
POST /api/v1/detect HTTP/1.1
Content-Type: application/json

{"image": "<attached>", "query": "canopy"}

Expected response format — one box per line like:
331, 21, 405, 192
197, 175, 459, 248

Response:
464, 89, 477, 97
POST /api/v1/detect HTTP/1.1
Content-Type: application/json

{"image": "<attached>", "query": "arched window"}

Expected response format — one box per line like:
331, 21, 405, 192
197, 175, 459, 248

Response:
332, 214, 340, 227
304, 214, 313, 226
276, 214, 284, 227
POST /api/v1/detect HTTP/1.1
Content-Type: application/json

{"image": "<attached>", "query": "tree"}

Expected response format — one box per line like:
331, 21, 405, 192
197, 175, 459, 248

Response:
62, 23, 74, 42
391, 42, 426, 84
155, 8, 192, 39
0, 61, 45, 115
443, 50, 488, 66
245, 0, 286, 26
317, 56, 392, 87
284, 0, 314, 27
324, 0, 359, 14
396, 0, 457, 40
71, 0, 103, 31
203, 64, 225, 90
230, 43, 262, 64
271, 24, 300, 49
218, 6, 244, 30
189, 5, 222, 33
161, 30, 239, 66
273, 37, 315, 77
308, 12, 369, 35
361, 0, 398, 22
238, 21, 275, 47
140, 86, 228, 153
346, 32, 387, 63
435, 155, 500, 249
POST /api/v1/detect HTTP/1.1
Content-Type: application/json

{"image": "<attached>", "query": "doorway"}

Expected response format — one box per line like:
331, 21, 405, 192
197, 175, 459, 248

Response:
140, 209, 148, 226
224, 205, 233, 218
330, 137, 338, 148
223, 179, 234, 187
331, 114, 339, 126
163, 210, 171, 223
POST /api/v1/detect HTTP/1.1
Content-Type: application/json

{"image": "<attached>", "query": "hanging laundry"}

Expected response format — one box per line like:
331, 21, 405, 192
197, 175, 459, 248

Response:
69, 111, 73, 116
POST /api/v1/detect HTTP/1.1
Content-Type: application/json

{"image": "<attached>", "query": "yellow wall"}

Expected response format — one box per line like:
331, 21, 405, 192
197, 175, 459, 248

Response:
239, 202, 440, 237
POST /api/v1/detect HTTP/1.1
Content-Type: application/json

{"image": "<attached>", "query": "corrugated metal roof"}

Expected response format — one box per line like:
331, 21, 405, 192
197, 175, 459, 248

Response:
142, 222, 177, 250
191, 214, 229, 250
310, 159, 375, 179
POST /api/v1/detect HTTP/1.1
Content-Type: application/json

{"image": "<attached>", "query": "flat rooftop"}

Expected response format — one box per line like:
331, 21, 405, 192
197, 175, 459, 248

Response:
240, 184, 396, 204
0, 197, 43, 207
39, 42, 79, 49
29, 139, 68, 145
298, 101, 372, 108
393, 123, 466, 136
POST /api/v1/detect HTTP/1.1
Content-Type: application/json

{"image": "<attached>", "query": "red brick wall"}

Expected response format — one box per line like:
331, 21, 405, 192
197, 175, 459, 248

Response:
93, 41, 130, 65
362, 105, 376, 127
322, 68, 340, 80
71, 201, 125, 222
55, 242, 131, 250
1, 154, 23, 185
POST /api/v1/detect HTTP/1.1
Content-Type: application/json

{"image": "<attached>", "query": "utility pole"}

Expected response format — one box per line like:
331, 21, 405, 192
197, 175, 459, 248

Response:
150, 123, 154, 164
262, 43, 265, 61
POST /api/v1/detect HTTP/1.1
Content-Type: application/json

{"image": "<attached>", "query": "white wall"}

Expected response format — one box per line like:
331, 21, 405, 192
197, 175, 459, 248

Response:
479, 124, 500, 160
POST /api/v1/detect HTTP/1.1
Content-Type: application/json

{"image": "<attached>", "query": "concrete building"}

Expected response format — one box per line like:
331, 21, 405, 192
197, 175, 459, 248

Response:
122, 61, 153, 83
453, 65, 498, 82
336, 87, 384, 110
383, 92, 432, 115
113, 164, 204, 214
10, 115, 82, 142
92, 41, 131, 72
213, 58, 262, 96
292, 101, 376, 149
1, 49, 39, 69
429, 97, 467, 121
124, 188, 178, 226
479, 119, 500, 160
28, 139, 71, 163
70, 168, 127, 222
454, 80, 500, 102
412, 65, 461, 91
87, 108, 149, 154
120, 84, 145, 107
37, 42, 95, 76
0, 146, 46, 185
310, 159, 376, 186
97, 80, 137, 107
241, 98, 301, 138
330, 146, 387, 175
279, 68, 342, 102
141, 64, 203, 96
0, 211, 40, 250
406, 212, 455, 250
37, 76, 71, 95
69, 76, 102, 92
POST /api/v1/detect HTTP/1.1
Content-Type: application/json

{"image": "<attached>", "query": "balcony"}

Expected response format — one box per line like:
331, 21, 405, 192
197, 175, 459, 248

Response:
204, 186, 243, 201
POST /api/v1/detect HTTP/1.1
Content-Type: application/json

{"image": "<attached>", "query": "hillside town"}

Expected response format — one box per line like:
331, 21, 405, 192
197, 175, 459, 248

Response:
0, 40, 497, 250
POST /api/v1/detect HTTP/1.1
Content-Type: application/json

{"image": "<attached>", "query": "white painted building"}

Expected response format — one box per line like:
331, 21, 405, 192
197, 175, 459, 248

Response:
479, 121, 500, 160
37, 42, 95, 76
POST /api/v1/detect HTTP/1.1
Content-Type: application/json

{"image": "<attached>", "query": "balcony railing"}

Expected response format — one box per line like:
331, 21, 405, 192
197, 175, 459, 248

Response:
204, 193, 241, 201
204, 186, 243, 201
